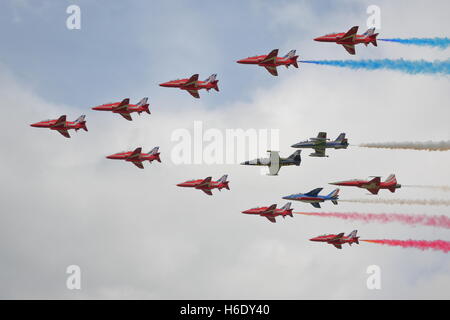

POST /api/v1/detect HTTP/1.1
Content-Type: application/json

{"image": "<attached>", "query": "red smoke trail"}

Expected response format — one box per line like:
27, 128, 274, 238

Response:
294, 212, 450, 229
362, 239, 450, 253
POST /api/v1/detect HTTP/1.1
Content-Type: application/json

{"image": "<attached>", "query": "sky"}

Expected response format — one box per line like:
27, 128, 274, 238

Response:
0, 0, 449, 299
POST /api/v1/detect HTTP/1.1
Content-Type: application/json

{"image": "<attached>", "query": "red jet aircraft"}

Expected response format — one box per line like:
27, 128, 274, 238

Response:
314, 26, 378, 55
176, 175, 229, 195
30, 115, 87, 138
242, 202, 293, 223
329, 174, 401, 195
106, 147, 161, 169
237, 49, 299, 76
310, 230, 359, 250
92, 97, 150, 121
159, 74, 219, 98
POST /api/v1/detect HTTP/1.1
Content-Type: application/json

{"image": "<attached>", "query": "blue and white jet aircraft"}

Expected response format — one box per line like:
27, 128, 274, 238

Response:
282, 188, 339, 208
291, 132, 348, 157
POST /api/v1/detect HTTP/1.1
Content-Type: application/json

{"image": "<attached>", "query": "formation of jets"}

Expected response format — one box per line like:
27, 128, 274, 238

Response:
329, 174, 401, 195
30, 26, 391, 249
314, 26, 378, 55
159, 74, 219, 98
177, 175, 230, 196
310, 230, 359, 250
283, 188, 339, 208
240, 150, 301, 175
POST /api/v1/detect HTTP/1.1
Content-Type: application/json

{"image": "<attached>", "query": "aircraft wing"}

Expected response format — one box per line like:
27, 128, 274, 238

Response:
183, 74, 199, 87
119, 113, 133, 121
311, 203, 321, 209
197, 177, 212, 188
264, 66, 278, 76
261, 49, 279, 64
56, 129, 70, 138
187, 90, 200, 98
113, 98, 130, 111
262, 204, 277, 215
127, 147, 142, 160
268, 151, 280, 175
342, 44, 356, 55
305, 188, 323, 197
332, 244, 342, 249
265, 216, 276, 223
201, 189, 213, 196
52, 115, 67, 128
331, 233, 345, 241
367, 188, 380, 195
312, 146, 326, 157
368, 177, 381, 185
340, 26, 358, 42
132, 161, 144, 169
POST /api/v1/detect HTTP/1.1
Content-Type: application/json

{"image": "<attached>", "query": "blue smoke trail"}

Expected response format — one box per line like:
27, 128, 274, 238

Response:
299, 59, 450, 75
379, 38, 450, 49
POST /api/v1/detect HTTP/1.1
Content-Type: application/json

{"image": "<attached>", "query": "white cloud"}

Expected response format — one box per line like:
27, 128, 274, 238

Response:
0, 0, 449, 299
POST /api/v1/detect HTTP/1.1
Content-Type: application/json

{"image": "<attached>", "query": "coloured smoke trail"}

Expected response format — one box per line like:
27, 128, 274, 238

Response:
358, 140, 450, 151
294, 212, 450, 229
379, 37, 450, 49
341, 199, 450, 206
299, 59, 450, 75
361, 239, 450, 253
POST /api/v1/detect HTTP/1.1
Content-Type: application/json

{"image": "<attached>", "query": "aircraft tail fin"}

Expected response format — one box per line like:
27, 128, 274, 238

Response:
218, 174, 228, 183
335, 133, 346, 142
363, 27, 376, 36
75, 115, 88, 131
327, 188, 340, 199
347, 230, 359, 244
136, 97, 148, 107
370, 33, 378, 46
148, 147, 160, 162
283, 49, 296, 58
288, 150, 302, 165
284, 50, 299, 68
363, 28, 378, 46
204, 74, 217, 83
136, 98, 150, 114
384, 174, 397, 184
347, 230, 358, 238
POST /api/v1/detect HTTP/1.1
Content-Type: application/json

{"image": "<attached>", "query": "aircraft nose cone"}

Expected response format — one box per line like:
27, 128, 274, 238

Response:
159, 82, 170, 87
328, 182, 339, 185
240, 161, 249, 165
30, 123, 38, 127
282, 196, 291, 200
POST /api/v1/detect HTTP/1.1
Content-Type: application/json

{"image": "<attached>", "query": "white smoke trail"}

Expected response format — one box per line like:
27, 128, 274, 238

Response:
358, 141, 450, 151
404, 185, 450, 192
341, 199, 450, 206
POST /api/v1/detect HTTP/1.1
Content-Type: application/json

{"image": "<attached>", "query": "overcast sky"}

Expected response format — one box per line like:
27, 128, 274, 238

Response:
0, 0, 449, 299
